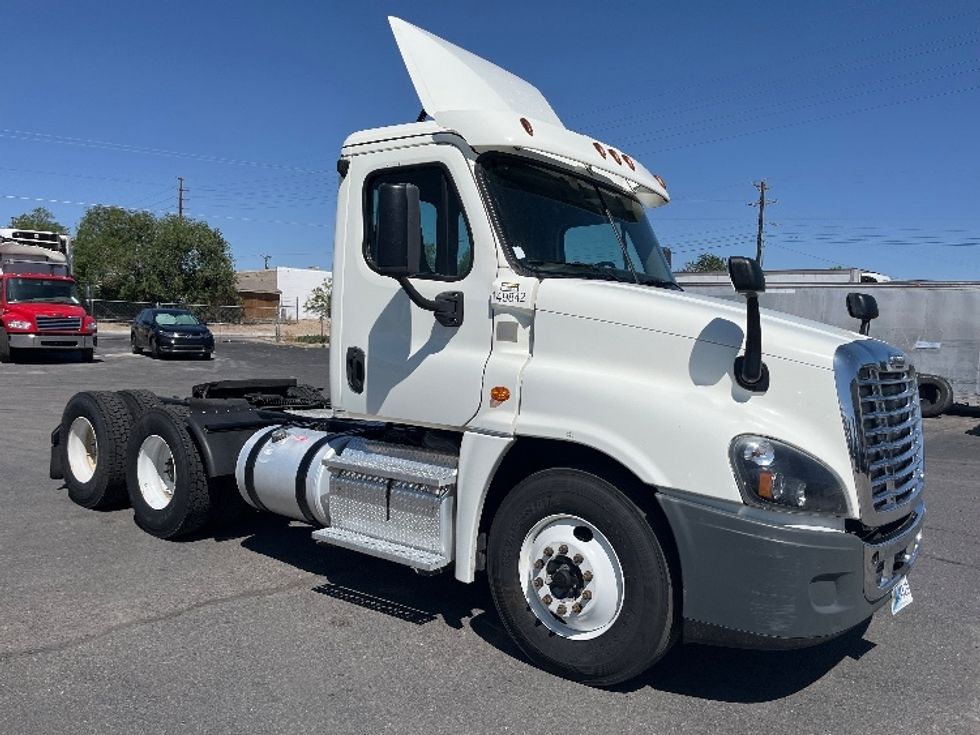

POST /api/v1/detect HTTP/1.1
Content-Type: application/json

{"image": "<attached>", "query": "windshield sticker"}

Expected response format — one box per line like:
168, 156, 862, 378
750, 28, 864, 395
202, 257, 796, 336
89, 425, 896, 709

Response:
512, 246, 526, 260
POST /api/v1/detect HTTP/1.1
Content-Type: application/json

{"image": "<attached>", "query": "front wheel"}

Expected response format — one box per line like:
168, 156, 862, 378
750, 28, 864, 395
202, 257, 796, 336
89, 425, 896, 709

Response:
131, 333, 142, 354
487, 469, 678, 686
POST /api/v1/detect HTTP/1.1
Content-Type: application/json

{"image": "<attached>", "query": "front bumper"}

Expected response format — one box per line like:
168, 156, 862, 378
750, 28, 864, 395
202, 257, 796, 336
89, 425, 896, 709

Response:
157, 339, 212, 354
8, 333, 96, 350
657, 490, 924, 648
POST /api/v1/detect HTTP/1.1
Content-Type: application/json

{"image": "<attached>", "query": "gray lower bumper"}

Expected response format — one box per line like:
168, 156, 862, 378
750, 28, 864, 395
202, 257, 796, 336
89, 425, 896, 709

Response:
657, 490, 924, 647
8, 333, 96, 350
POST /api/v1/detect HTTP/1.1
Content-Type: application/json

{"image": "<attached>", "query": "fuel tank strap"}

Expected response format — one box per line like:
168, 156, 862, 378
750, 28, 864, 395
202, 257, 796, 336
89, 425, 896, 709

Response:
243, 428, 276, 512
295, 435, 333, 526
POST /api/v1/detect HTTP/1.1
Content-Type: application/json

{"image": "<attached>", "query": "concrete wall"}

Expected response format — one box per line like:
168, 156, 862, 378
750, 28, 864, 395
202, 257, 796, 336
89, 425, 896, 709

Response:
276, 267, 332, 319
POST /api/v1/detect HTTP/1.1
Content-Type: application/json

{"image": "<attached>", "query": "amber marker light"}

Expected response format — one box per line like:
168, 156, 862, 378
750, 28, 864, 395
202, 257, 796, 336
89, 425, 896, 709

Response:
520, 117, 534, 135
622, 154, 636, 171
757, 471, 774, 500
608, 148, 622, 165
593, 142, 607, 158
490, 386, 511, 403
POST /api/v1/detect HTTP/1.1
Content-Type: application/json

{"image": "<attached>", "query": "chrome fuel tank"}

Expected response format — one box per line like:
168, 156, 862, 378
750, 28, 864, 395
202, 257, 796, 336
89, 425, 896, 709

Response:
234, 425, 352, 525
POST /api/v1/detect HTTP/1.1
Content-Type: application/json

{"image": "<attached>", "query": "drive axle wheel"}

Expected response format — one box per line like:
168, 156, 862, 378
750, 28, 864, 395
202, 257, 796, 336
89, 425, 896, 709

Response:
126, 405, 212, 539
59, 391, 132, 509
488, 469, 677, 686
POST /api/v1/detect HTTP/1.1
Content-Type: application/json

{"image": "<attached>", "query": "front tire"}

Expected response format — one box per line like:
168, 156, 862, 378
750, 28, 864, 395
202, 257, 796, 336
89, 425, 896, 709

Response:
131, 332, 142, 354
126, 405, 212, 539
150, 338, 160, 359
487, 469, 677, 686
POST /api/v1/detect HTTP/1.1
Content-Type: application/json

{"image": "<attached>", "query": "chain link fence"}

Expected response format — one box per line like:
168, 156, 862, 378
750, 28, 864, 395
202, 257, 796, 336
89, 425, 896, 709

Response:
90, 300, 288, 325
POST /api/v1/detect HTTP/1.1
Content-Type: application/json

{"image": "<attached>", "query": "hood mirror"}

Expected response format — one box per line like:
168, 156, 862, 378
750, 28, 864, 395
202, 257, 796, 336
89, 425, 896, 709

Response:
728, 256, 769, 392
846, 292, 878, 336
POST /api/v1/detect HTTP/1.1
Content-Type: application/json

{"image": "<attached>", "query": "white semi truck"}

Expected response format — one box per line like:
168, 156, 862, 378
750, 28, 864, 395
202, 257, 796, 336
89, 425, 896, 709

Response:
48, 18, 925, 685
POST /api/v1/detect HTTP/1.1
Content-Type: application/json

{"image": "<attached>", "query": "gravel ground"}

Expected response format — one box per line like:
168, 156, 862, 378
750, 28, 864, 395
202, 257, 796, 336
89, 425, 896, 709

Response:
0, 333, 977, 735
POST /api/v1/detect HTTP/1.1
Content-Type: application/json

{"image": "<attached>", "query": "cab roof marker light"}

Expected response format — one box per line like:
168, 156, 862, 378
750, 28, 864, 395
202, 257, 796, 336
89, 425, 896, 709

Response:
622, 154, 636, 171
607, 148, 622, 165
520, 117, 534, 136
592, 142, 607, 158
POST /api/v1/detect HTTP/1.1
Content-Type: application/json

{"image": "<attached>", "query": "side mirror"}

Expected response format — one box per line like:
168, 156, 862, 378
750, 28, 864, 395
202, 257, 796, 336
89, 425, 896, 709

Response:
728, 256, 768, 392
846, 292, 878, 336
375, 183, 421, 278
372, 181, 464, 328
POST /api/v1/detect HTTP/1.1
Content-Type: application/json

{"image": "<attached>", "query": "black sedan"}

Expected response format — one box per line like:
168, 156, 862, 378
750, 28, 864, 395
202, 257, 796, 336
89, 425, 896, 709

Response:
131, 308, 214, 359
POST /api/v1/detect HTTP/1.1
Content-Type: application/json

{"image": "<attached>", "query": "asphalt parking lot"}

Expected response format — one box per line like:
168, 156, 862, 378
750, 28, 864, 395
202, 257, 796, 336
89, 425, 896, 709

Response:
0, 333, 978, 734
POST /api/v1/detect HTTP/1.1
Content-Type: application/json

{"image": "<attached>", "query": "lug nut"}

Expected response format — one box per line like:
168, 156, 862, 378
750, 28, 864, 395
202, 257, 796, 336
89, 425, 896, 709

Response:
542, 595, 553, 605
556, 604, 567, 616
583, 570, 593, 583
573, 554, 583, 564
543, 547, 554, 557
533, 559, 544, 570
533, 577, 543, 588
571, 603, 583, 614
558, 544, 568, 555
582, 590, 593, 601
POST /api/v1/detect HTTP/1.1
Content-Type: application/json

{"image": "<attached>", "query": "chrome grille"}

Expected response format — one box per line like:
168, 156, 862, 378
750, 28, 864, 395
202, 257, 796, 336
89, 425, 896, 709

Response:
835, 341, 925, 525
35, 316, 82, 331
855, 364, 923, 514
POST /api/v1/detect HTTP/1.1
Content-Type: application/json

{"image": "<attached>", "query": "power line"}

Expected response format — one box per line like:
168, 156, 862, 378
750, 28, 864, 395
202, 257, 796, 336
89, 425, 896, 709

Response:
0, 128, 332, 175
588, 34, 980, 136
615, 62, 980, 148
567, 9, 980, 122
629, 82, 980, 156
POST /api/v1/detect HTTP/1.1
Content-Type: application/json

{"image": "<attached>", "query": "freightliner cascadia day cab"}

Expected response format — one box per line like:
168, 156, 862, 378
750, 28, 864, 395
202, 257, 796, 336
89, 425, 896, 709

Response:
49, 18, 924, 686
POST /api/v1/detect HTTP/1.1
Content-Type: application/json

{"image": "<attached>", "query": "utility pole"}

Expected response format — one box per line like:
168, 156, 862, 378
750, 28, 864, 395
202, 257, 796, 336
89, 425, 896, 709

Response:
749, 180, 777, 267
177, 176, 186, 219
261, 254, 272, 269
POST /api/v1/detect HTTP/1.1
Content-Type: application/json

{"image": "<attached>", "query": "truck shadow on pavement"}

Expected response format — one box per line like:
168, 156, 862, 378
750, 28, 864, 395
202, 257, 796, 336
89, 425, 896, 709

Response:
226, 513, 875, 701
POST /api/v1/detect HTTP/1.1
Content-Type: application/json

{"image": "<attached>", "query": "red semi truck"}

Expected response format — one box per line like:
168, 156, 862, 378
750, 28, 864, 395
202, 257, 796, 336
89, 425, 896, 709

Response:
0, 229, 98, 362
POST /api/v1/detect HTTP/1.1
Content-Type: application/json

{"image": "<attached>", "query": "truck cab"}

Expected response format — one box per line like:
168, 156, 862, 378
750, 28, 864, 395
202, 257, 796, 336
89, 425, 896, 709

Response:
0, 230, 97, 362
50, 18, 925, 686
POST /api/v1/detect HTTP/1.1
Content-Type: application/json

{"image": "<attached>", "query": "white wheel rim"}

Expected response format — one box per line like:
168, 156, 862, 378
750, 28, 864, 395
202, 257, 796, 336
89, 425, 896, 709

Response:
519, 514, 624, 640
67, 416, 98, 483
137, 434, 177, 510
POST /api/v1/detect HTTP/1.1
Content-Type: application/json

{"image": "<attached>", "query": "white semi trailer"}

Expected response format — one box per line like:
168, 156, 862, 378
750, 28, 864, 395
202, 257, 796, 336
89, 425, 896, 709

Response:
48, 18, 924, 685
677, 270, 980, 417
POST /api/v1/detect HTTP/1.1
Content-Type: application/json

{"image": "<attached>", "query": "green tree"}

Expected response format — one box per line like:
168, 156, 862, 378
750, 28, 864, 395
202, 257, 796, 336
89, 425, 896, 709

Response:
73, 206, 239, 304
304, 277, 332, 320
682, 252, 728, 272
8, 207, 67, 233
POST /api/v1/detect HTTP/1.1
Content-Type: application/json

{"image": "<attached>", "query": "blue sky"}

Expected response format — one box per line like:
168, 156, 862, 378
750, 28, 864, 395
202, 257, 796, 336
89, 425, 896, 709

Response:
2, 1, 978, 280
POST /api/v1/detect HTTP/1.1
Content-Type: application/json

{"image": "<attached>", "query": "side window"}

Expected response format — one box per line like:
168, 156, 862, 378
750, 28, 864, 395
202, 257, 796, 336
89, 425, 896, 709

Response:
365, 165, 473, 280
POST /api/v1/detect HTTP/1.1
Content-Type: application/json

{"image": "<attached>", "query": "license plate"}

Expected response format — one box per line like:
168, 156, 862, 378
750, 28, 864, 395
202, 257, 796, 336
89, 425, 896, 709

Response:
890, 577, 913, 615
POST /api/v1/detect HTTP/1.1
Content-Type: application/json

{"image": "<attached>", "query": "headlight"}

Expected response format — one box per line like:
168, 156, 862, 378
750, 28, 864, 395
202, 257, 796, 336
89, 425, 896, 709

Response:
6, 319, 32, 330
730, 435, 849, 515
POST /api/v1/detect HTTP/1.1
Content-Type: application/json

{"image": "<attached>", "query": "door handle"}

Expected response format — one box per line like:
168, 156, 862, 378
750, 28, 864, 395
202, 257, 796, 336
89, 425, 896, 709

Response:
346, 347, 365, 394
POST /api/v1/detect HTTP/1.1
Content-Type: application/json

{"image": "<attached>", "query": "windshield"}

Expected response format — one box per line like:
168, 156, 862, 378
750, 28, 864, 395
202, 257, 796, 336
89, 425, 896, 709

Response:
154, 312, 200, 326
5, 278, 81, 305
480, 155, 678, 288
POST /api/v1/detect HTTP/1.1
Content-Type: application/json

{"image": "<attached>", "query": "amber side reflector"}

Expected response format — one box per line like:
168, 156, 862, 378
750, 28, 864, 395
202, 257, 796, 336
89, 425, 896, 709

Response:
520, 117, 534, 136
490, 386, 511, 402
757, 472, 774, 500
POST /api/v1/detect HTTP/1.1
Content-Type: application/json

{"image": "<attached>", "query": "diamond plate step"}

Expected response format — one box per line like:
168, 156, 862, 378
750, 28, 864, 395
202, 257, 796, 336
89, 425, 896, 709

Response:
312, 527, 451, 571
